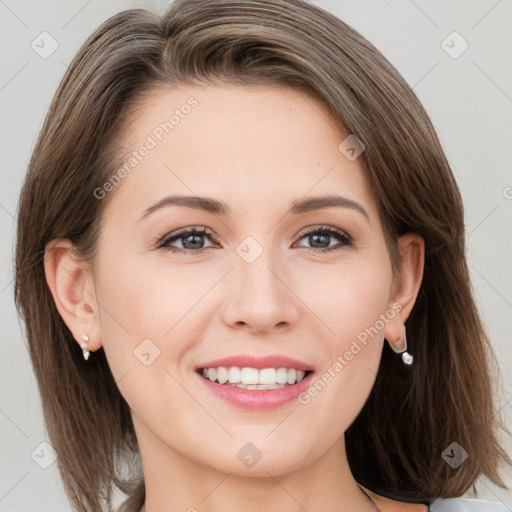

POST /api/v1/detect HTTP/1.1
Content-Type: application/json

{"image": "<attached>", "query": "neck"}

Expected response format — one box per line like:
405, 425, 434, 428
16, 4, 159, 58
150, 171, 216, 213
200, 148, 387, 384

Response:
140, 484, 379, 512
135, 418, 379, 512
359, 486, 380, 512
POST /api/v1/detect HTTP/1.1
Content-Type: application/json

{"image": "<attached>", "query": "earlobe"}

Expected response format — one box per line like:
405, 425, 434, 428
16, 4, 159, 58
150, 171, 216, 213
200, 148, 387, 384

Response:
44, 239, 100, 353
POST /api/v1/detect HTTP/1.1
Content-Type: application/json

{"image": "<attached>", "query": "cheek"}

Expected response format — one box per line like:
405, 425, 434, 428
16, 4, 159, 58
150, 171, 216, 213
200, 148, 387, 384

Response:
93, 251, 202, 417
294, 264, 391, 435
303, 262, 390, 411
92, 249, 180, 374
305, 258, 392, 346
97, 247, 193, 333
93, 246, 222, 379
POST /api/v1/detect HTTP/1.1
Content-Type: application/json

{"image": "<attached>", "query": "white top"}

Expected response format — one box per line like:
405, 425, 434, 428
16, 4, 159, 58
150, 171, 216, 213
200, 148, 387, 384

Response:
430, 497, 511, 511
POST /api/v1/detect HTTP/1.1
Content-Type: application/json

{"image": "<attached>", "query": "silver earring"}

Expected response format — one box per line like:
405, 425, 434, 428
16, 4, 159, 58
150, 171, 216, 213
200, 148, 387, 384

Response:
389, 327, 413, 365
80, 334, 91, 361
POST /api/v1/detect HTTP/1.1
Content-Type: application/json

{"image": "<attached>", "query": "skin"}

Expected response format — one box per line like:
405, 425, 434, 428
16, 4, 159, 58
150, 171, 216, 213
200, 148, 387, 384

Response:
44, 84, 426, 512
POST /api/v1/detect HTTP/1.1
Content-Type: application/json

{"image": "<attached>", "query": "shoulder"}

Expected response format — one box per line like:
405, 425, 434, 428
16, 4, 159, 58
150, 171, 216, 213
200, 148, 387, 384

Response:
429, 497, 511, 511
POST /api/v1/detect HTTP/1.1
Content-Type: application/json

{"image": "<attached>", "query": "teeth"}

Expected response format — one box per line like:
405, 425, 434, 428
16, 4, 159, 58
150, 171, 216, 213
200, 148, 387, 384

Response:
216, 366, 229, 384
228, 367, 241, 384
207, 368, 217, 382
241, 367, 259, 384
224, 383, 288, 390
260, 368, 276, 384
200, 366, 308, 386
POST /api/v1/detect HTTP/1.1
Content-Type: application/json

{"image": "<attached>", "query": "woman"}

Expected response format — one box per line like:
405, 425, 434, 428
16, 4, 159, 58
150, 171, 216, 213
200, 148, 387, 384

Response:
14, 0, 511, 511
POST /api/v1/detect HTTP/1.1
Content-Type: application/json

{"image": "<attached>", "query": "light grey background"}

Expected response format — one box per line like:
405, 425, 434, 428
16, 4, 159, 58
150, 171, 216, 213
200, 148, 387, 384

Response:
1, 0, 511, 510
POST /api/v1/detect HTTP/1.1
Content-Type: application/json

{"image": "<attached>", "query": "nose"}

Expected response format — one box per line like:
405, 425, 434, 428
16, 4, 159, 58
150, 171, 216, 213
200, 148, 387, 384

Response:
220, 247, 300, 335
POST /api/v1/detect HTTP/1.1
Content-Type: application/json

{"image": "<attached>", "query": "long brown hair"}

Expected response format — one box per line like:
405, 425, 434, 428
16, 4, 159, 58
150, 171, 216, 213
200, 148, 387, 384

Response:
14, 0, 511, 510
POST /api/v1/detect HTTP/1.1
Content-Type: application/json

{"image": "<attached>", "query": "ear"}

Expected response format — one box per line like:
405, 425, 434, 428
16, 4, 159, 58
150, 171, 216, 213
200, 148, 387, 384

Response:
383, 233, 425, 346
43, 238, 102, 354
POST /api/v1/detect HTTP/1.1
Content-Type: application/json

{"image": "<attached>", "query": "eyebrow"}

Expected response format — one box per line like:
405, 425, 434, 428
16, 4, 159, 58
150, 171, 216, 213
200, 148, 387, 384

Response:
139, 194, 370, 223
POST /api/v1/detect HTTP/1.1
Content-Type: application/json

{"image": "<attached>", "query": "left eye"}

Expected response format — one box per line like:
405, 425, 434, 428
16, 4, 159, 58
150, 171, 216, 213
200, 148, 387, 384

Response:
157, 225, 352, 254
293, 226, 352, 252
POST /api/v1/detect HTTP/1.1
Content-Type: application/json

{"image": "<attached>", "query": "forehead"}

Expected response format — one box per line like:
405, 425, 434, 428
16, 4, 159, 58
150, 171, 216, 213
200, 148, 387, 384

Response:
104, 84, 377, 224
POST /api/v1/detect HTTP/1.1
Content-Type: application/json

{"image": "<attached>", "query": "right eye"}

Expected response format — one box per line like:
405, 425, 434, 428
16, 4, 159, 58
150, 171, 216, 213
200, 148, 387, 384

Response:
157, 226, 221, 254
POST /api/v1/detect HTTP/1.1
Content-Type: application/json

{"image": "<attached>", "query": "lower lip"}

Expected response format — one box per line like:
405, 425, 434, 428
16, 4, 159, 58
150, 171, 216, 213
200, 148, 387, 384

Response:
195, 370, 315, 410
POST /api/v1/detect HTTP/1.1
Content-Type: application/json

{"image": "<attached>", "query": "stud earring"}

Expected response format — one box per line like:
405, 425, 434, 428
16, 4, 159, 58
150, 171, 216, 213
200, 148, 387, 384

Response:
80, 334, 91, 361
389, 326, 413, 365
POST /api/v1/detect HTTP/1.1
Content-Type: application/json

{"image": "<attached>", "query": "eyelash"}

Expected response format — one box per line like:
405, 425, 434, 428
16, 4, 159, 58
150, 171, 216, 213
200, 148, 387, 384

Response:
156, 225, 353, 255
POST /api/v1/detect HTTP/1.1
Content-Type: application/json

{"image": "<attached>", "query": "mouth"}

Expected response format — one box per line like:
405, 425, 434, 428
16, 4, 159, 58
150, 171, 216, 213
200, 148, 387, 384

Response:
195, 367, 315, 390
192, 354, 316, 409
194, 365, 316, 409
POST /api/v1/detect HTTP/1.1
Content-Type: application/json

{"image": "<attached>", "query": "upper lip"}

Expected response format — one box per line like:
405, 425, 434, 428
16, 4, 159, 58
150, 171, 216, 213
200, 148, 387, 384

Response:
195, 354, 314, 372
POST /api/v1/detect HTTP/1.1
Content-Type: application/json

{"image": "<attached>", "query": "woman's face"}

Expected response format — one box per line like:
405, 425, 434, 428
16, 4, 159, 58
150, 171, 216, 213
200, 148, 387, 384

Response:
89, 84, 410, 477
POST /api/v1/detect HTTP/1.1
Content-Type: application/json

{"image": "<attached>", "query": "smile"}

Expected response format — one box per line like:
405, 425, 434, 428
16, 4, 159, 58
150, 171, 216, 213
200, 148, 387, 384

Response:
195, 367, 316, 410
197, 366, 312, 388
